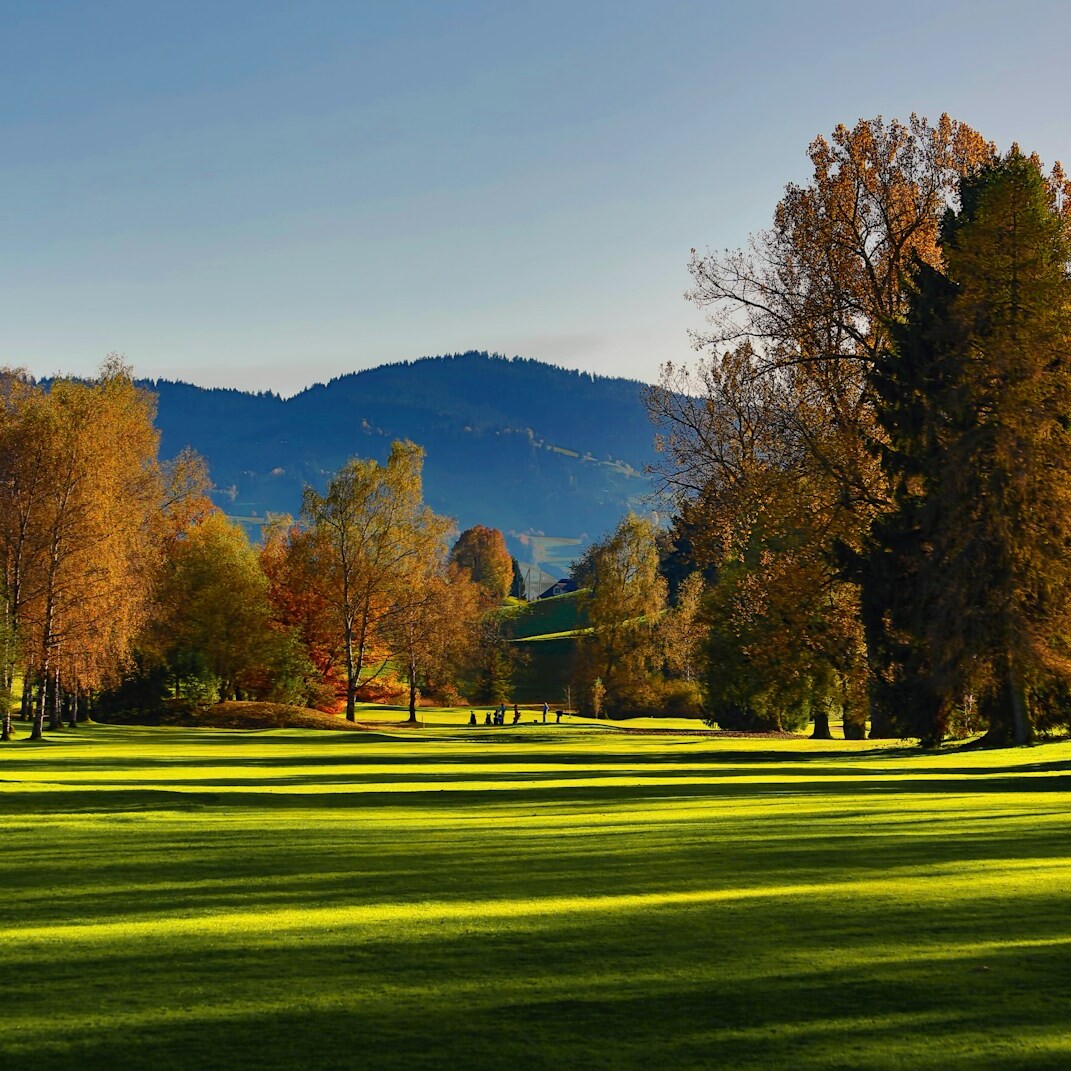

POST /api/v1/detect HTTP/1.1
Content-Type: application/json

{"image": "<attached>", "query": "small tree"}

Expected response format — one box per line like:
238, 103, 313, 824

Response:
591, 677, 605, 719
150, 511, 274, 702
383, 563, 481, 724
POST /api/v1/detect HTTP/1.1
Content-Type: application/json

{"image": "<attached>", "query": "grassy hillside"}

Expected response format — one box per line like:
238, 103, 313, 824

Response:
502, 590, 584, 639
502, 591, 584, 703
2, 724, 1069, 1070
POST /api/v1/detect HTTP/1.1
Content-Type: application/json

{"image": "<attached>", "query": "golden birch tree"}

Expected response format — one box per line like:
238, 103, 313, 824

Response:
302, 441, 452, 720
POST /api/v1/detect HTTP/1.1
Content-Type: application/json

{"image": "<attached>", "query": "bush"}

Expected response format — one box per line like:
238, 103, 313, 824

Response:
702, 695, 811, 733
595, 678, 706, 719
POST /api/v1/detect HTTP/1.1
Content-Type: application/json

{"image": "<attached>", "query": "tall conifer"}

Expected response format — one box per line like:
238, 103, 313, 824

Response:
869, 153, 1071, 743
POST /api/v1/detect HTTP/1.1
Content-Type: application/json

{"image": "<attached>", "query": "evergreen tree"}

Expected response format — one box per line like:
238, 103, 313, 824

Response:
869, 152, 1071, 743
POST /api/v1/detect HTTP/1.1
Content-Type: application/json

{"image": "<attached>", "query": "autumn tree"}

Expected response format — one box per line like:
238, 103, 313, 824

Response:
573, 513, 666, 716
260, 517, 342, 709
0, 572, 15, 741
680, 115, 994, 512
661, 572, 706, 685
449, 525, 513, 602
383, 562, 482, 722
148, 510, 280, 702
648, 115, 996, 737
868, 152, 1071, 744
0, 360, 164, 738
0, 369, 42, 739
649, 345, 867, 735
701, 547, 864, 736
302, 441, 453, 720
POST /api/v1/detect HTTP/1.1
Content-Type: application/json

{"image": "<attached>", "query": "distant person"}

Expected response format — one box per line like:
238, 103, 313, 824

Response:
513, 705, 520, 724
556, 710, 562, 723
469, 711, 477, 726
542, 701, 549, 723
498, 702, 507, 724
484, 712, 492, 726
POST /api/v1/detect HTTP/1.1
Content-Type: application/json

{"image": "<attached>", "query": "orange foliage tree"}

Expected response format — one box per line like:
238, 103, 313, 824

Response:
648, 115, 999, 737
0, 359, 163, 738
449, 525, 513, 602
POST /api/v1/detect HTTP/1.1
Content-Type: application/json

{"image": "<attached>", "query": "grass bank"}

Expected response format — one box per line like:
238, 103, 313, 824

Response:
2, 722, 1069, 1070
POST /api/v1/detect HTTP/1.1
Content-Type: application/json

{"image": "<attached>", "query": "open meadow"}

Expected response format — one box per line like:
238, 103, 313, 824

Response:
3, 718, 1070, 1070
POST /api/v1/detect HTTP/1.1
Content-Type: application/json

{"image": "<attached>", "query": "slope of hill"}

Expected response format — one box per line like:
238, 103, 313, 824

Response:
148, 352, 660, 576
505, 592, 585, 704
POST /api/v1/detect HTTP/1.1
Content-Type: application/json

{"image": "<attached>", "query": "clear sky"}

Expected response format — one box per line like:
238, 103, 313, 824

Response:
3, 0, 1070, 395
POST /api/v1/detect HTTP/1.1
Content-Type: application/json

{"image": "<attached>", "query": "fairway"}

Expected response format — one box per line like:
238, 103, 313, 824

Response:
3, 724, 1071, 1070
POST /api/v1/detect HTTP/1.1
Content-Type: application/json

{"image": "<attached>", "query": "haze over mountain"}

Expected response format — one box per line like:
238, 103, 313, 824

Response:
149, 352, 660, 580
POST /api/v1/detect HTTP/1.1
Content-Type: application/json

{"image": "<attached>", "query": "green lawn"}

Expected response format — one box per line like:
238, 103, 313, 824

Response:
502, 590, 582, 640
2, 722, 1070, 1070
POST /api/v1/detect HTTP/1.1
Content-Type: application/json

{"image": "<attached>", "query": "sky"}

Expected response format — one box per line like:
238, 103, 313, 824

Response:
3, 0, 1071, 395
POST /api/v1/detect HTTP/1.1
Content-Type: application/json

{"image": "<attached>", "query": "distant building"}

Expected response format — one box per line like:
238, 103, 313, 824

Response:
537, 578, 577, 600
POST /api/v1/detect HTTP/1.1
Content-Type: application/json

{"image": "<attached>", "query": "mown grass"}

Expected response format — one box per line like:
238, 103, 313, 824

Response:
501, 590, 582, 639
2, 722, 1070, 1070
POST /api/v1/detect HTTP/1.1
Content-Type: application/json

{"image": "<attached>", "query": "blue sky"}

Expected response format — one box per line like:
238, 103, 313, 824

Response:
3, 0, 1070, 394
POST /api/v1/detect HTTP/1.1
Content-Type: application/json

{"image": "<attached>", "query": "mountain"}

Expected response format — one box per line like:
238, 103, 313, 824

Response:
147, 352, 661, 578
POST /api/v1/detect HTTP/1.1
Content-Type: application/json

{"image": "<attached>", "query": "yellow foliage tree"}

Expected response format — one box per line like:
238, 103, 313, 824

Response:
302, 441, 453, 720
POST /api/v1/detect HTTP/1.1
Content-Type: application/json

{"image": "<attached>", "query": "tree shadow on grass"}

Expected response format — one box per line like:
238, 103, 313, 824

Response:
4, 764, 1071, 819
5, 901, 1069, 1071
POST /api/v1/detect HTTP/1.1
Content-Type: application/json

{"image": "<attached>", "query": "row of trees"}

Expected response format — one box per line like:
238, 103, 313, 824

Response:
0, 359, 208, 740
568, 512, 705, 719
0, 363, 530, 734
647, 115, 1071, 744
131, 452, 522, 722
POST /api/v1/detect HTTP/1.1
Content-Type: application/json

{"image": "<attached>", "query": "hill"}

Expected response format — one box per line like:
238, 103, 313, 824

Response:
502, 591, 585, 704
148, 352, 659, 578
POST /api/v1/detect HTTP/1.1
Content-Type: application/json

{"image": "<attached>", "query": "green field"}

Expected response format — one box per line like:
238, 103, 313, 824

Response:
502, 590, 583, 640
3, 721, 1070, 1070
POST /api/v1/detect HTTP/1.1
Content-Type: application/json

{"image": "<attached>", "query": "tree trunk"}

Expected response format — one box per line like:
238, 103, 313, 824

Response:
811, 701, 833, 740
31, 673, 45, 741
1008, 652, 1033, 746
868, 705, 897, 738
1, 684, 11, 741
842, 698, 867, 739
48, 667, 62, 731
407, 652, 418, 724
68, 685, 78, 729
344, 614, 359, 722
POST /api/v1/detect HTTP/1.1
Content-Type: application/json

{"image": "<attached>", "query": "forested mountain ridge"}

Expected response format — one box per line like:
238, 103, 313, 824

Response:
147, 352, 659, 573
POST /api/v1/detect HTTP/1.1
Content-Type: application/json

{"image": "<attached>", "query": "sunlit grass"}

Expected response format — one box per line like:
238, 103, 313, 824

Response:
3, 723, 1070, 1069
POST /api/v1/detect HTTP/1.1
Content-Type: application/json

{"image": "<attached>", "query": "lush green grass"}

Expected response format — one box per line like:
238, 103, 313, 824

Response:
3, 722, 1071, 1070
501, 590, 583, 639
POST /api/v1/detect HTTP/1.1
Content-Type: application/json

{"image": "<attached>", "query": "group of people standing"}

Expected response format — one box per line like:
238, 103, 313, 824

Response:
468, 701, 558, 727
